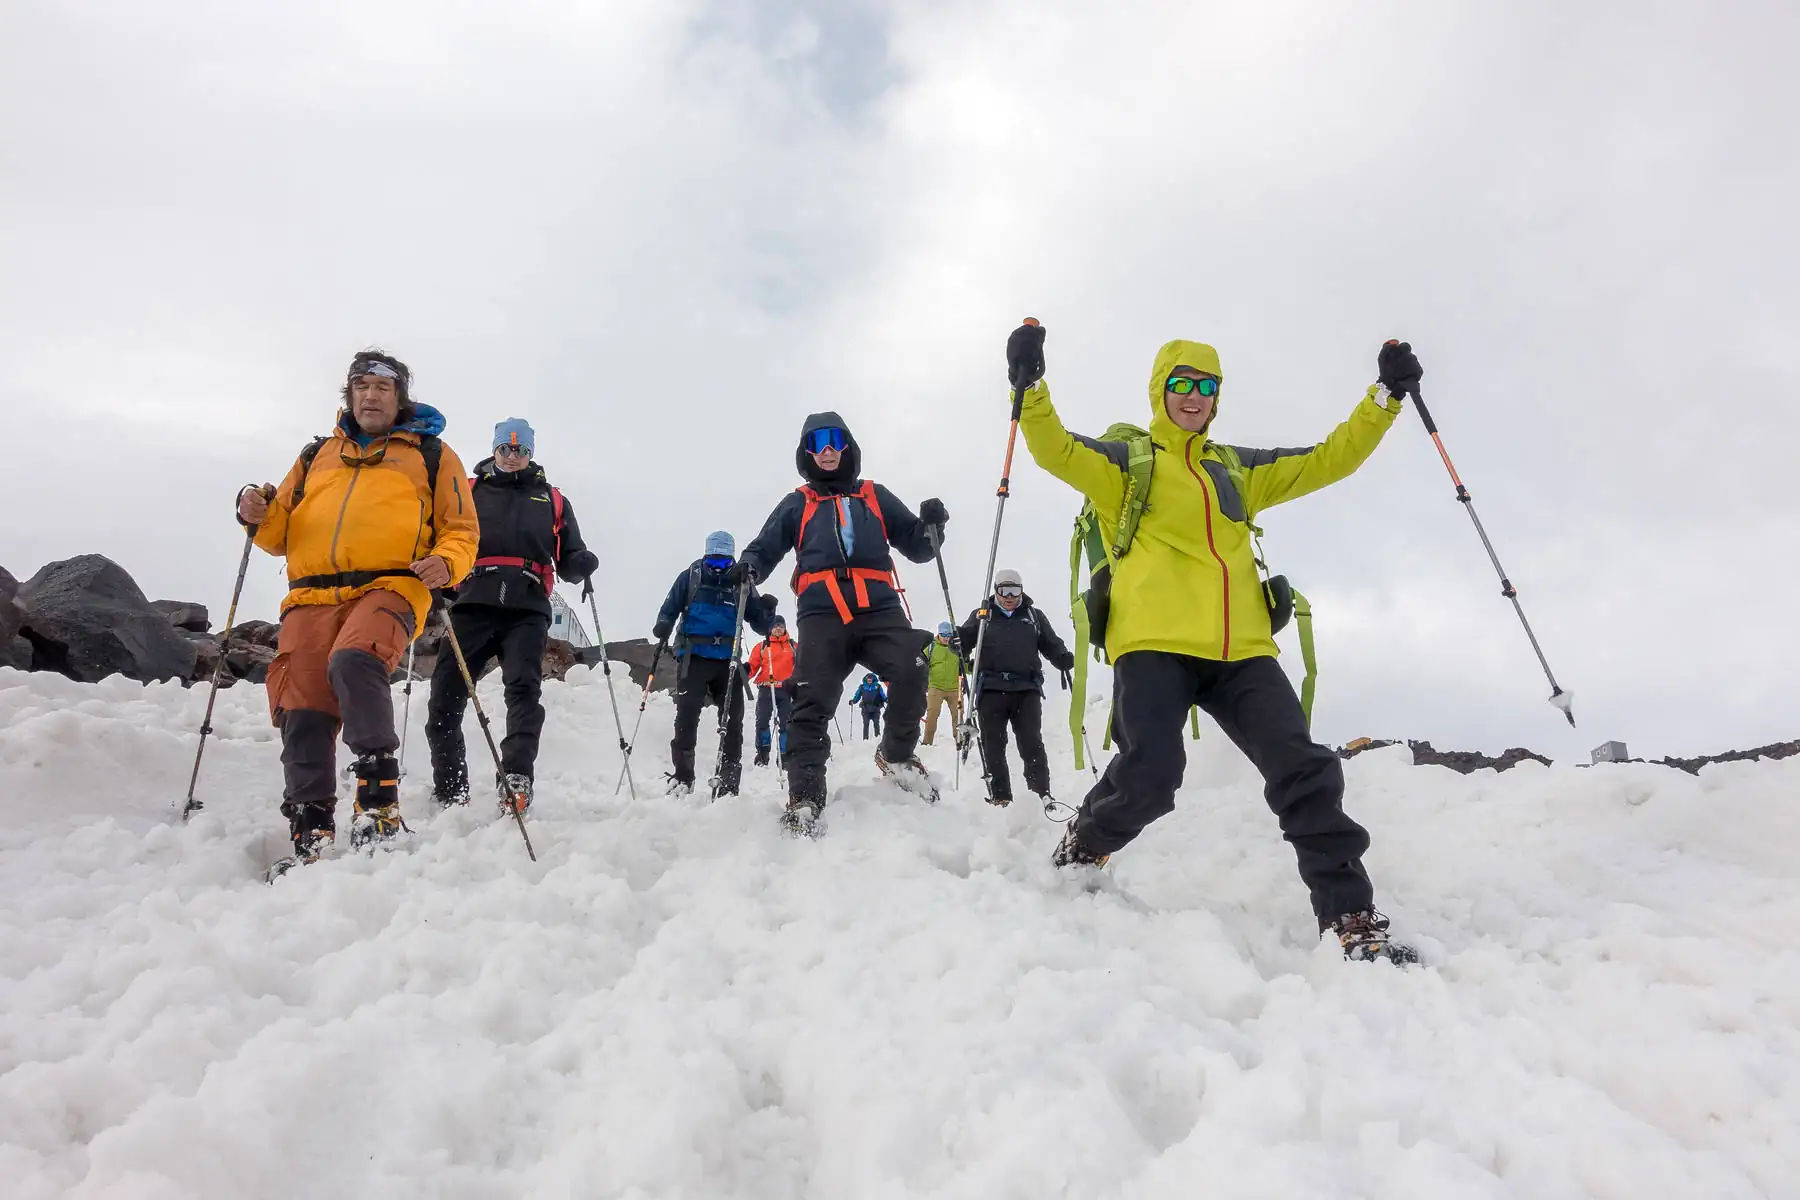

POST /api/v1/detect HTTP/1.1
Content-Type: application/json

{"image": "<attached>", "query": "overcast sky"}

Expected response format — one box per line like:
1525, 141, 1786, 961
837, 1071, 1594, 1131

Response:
3, 1, 1796, 760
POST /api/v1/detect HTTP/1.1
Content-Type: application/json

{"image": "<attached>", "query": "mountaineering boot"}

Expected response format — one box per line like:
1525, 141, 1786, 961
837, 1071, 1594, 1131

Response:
753, 746, 770, 767
781, 798, 824, 838
497, 773, 533, 815
666, 772, 695, 798
268, 800, 337, 880
1051, 823, 1110, 869
1330, 910, 1420, 965
986, 793, 1013, 808
348, 753, 404, 850
712, 758, 742, 798
434, 761, 470, 809
874, 747, 939, 804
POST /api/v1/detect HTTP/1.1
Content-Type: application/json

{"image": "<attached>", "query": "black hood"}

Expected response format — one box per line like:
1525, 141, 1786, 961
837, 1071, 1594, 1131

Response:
795, 411, 862, 486
474, 458, 548, 486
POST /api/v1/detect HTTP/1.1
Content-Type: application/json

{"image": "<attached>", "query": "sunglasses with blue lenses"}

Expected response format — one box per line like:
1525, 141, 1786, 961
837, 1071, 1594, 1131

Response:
804, 427, 850, 455
1166, 375, 1219, 397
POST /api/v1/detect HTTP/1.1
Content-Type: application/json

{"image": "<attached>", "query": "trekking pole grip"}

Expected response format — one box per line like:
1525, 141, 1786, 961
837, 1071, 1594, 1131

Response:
1408, 387, 1441, 436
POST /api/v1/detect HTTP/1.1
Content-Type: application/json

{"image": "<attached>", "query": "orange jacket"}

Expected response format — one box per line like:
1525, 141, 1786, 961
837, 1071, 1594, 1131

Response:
253, 407, 479, 631
748, 631, 795, 685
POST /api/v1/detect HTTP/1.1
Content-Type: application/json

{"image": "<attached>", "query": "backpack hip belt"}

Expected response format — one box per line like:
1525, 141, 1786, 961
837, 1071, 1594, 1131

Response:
471, 556, 554, 593
795, 566, 895, 623
288, 568, 418, 591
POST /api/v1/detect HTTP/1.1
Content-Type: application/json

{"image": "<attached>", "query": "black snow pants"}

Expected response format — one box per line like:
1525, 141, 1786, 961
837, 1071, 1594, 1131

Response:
669, 655, 746, 787
859, 705, 883, 739
976, 688, 1050, 802
1072, 651, 1374, 926
425, 605, 550, 794
788, 608, 928, 808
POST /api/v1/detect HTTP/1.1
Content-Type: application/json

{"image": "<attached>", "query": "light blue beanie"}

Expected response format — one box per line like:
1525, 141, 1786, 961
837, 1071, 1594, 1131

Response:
937, 621, 954, 637
493, 417, 535, 455
705, 530, 735, 559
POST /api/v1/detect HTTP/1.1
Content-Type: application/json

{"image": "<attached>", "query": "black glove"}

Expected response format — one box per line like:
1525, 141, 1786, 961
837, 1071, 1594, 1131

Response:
725, 560, 760, 587
1377, 340, 1422, 399
918, 498, 948, 527
1006, 320, 1046, 390
1059, 668, 1073, 691
759, 593, 779, 615
1057, 652, 1077, 672
652, 620, 673, 642
580, 576, 594, 602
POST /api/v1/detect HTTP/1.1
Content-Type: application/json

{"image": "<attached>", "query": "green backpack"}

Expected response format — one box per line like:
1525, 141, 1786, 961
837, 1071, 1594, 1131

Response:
1066, 425, 1318, 768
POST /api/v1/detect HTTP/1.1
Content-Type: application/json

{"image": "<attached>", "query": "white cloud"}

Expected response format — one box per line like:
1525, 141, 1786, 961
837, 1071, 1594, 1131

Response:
2, 0, 1795, 758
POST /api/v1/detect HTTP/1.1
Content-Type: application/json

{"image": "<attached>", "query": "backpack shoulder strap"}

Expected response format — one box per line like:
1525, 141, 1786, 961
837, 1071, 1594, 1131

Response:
289, 436, 330, 508
416, 433, 445, 538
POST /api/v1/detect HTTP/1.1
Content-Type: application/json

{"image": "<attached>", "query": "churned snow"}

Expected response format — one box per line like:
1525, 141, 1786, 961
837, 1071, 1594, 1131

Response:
0, 664, 1795, 1198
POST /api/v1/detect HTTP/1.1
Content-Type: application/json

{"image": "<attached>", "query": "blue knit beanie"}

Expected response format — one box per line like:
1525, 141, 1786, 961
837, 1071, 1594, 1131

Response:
705, 530, 735, 559
493, 417, 535, 455
937, 621, 954, 637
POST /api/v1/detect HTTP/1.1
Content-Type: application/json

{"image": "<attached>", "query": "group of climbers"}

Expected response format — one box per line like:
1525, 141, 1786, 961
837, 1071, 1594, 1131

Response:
233, 326, 1426, 962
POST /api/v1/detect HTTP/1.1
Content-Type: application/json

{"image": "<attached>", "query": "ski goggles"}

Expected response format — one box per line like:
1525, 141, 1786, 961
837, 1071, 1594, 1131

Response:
493, 442, 530, 458
349, 360, 401, 382
1165, 375, 1219, 397
995, 585, 1023, 600
804, 427, 850, 455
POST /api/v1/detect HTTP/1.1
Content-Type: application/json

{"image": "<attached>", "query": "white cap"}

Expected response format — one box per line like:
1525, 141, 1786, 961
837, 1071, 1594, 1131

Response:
994, 569, 1023, 589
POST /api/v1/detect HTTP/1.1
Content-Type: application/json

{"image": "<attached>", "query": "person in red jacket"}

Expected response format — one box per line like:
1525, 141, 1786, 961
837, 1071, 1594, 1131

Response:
747, 616, 796, 767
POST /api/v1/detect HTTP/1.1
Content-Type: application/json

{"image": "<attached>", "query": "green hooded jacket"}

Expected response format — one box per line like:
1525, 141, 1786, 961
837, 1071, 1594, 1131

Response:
1018, 339, 1401, 663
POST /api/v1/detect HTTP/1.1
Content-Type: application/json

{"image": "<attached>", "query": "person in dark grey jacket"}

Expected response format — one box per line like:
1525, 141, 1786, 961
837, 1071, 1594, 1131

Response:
959, 569, 1075, 808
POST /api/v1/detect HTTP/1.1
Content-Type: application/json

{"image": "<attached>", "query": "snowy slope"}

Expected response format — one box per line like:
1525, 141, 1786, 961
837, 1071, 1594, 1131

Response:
0, 665, 1795, 1199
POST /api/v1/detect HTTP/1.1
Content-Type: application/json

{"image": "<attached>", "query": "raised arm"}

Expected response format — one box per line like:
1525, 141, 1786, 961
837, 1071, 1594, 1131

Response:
1016, 380, 1129, 523
1233, 385, 1404, 515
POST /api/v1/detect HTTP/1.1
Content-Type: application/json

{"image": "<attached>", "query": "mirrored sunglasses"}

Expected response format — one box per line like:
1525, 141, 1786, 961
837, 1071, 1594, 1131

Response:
1165, 375, 1219, 397
995, 585, 1023, 599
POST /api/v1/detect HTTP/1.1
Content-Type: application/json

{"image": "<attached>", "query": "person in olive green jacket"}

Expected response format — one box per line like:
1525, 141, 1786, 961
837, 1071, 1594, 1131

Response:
1009, 323, 1420, 964
920, 621, 966, 746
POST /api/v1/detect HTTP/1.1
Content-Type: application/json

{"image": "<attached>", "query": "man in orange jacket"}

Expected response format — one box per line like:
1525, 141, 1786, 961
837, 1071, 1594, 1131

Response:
746, 615, 796, 767
236, 350, 479, 869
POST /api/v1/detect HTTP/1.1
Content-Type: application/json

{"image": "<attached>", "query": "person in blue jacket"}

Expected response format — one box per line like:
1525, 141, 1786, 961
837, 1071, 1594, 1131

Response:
849, 673, 887, 739
653, 531, 775, 796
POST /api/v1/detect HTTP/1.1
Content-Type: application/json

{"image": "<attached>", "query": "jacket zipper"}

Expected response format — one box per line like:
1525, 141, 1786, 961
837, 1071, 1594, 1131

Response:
1185, 439, 1231, 659
327, 454, 363, 602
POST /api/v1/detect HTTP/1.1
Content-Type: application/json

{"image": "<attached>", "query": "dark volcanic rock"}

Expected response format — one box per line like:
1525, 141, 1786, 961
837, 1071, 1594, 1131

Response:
0, 566, 23, 649
1406, 740, 1552, 774
2, 634, 29, 671
151, 600, 211, 632
1656, 739, 1800, 775
605, 638, 674, 692
17, 555, 197, 684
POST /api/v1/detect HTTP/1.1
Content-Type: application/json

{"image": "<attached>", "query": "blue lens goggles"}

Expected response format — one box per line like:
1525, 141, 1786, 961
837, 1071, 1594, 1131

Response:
1166, 375, 1219, 397
804, 427, 849, 455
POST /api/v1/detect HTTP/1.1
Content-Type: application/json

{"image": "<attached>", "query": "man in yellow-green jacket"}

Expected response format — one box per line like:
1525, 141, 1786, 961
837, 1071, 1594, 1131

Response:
1008, 322, 1420, 964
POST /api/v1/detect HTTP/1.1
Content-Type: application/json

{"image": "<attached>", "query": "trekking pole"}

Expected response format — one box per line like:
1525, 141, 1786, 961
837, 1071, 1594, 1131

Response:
833, 713, 846, 744
615, 639, 667, 796
709, 579, 753, 799
965, 317, 1041, 794
179, 496, 266, 821
440, 613, 537, 861
395, 639, 417, 779
1397, 351, 1574, 726
584, 588, 638, 802
927, 525, 988, 791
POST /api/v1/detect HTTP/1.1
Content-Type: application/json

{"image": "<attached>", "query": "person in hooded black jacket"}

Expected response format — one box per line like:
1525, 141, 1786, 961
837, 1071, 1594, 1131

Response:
425, 419, 599, 809
733, 412, 949, 830
958, 568, 1076, 807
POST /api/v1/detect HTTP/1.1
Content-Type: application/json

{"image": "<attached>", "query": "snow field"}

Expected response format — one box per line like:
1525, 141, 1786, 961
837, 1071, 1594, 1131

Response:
0, 664, 1795, 1198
